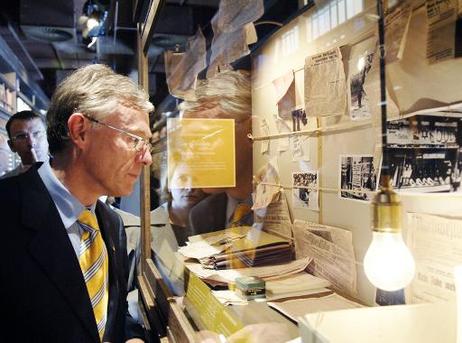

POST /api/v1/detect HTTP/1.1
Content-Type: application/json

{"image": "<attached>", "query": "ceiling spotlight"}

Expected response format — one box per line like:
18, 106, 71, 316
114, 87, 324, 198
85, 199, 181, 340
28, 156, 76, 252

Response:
78, 0, 108, 46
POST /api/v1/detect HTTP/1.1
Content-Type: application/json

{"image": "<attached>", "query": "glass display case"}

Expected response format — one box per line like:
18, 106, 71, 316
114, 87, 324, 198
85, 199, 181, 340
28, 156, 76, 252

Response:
136, 0, 462, 341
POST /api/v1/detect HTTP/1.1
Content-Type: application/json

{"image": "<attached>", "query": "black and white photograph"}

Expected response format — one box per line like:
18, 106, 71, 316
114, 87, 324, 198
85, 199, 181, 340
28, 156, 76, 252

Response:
349, 52, 374, 121
292, 171, 319, 210
385, 114, 462, 193
339, 155, 377, 201
291, 108, 308, 132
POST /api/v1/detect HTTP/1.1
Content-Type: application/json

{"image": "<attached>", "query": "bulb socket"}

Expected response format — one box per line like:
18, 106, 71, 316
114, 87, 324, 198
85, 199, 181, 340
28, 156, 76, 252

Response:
372, 185, 401, 233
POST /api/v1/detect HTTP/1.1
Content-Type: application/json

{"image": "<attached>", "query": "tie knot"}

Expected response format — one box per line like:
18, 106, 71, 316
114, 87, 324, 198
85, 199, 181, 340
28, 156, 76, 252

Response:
78, 209, 99, 231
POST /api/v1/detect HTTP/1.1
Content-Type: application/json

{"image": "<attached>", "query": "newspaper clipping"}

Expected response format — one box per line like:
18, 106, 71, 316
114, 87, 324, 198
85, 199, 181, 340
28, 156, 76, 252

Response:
426, 0, 461, 64
254, 190, 293, 240
384, 1, 412, 64
406, 212, 462, 303
304, 47, 347, 118
293, 220, 357, 296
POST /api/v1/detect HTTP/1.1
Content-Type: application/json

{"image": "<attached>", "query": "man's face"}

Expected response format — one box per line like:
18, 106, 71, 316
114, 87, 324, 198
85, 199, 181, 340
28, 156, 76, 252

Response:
170, 167, 206, 208
83, 104, 152, 197
8, 118, 49, 165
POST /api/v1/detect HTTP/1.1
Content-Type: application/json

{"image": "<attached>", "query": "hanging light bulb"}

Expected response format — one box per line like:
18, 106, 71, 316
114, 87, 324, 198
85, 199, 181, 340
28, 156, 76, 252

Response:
364, 185, 415, 291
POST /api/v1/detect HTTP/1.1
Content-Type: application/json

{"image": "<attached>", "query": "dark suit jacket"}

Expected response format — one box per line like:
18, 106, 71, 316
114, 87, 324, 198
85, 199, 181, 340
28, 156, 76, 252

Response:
188, 192, 253, 235
188, 192, 228, 235
0, 165, 144, 342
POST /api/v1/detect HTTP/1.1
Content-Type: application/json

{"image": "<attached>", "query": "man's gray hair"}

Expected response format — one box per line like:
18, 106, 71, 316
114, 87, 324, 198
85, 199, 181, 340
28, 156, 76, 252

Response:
47, 64, 154, 154
179, 70, 251, 121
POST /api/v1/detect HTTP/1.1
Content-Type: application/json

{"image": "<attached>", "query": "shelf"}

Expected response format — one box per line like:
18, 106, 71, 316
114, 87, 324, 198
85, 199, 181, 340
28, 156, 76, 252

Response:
398, 184, 451, 193
388, 144, 459, 149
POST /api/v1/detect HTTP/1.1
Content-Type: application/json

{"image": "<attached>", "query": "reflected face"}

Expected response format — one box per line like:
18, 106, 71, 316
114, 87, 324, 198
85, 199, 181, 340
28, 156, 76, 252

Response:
83, 104, 152, 197
170, 167, 206, 208
8, 118, 49, 165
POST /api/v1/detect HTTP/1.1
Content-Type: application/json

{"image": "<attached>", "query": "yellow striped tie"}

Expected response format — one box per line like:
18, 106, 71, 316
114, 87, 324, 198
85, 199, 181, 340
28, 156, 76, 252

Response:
230, 202, 252, 227
78, 209, 109, 342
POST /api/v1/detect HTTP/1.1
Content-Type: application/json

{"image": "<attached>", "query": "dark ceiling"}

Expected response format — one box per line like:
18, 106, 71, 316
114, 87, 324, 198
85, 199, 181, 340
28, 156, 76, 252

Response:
0, 0, 301, 112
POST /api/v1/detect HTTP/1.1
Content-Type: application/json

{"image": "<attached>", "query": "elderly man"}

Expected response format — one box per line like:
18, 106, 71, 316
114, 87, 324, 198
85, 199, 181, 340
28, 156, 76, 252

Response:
1, 110, 49, 178
179, 70, 253, 234
0, 64, 153, 343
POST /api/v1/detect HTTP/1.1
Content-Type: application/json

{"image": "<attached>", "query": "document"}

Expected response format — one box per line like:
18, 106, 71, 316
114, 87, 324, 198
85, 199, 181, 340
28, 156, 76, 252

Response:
254, 190, 293, 239
273, 71, 296, 120
167, 118, 236, 188
164, 28, 206, 99
385, 1, 412, 63
406, 212, 462, 303
181, 226, 293, 269
304, 47, 347, 118
268, 293, 362, 323
275, 117, 291, 152
265, 272, 331, 295
426, 0, 459, 63
185, 257, 312, 285
259, 118, 270, 154
253, 159, 281, 210
293, 220, 357, 296
292, 134, 310, 161
178, 240, 229, 260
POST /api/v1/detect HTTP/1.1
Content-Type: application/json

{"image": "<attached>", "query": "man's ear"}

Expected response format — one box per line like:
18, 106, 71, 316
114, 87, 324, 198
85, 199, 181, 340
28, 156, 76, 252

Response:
67, 113, 90, 149
7, 140, 16, 153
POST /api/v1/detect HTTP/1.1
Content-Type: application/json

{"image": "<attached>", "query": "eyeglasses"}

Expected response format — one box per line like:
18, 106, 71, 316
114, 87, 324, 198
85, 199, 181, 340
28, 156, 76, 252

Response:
10, 130, 46, 142
83, 115, 152, 153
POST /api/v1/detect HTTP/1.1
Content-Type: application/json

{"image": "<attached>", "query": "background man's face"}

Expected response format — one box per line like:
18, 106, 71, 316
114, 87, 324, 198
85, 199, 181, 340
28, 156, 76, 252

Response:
8, 118, 49, 165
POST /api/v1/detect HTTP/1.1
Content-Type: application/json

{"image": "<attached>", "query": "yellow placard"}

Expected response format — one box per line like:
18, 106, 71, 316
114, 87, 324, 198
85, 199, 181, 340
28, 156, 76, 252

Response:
167, 118, 236, 188
185, 273, 243, 336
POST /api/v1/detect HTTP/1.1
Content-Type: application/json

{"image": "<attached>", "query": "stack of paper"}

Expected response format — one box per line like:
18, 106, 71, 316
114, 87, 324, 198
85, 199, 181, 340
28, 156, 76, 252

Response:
268, 293, 363, 323
185, 257, 313, 286
266, 272, 331, 300
180, 226, 294, 269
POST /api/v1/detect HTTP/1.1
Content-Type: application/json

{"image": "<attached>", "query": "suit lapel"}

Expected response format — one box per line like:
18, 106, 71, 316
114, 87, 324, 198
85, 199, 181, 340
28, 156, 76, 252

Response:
21, 168, 100, 342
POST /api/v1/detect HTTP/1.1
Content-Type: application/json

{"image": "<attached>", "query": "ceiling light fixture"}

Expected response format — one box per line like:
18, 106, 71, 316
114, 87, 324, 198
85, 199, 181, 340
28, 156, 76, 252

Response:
78, 0, 108, 48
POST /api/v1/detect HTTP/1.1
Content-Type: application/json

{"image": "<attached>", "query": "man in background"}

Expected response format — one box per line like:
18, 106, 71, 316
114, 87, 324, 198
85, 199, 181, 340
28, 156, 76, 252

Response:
1, 110, 49, 178
179, 70, 253, 234
0, 64, 153, 342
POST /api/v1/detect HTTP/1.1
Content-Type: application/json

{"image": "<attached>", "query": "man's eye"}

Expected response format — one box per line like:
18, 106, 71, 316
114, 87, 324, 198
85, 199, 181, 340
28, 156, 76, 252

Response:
130, 137, 142, 148
15, 134, 28, 140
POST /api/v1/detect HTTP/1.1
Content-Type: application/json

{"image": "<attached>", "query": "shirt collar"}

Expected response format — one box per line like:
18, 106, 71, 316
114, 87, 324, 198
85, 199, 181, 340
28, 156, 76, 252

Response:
38, 161, 95, 229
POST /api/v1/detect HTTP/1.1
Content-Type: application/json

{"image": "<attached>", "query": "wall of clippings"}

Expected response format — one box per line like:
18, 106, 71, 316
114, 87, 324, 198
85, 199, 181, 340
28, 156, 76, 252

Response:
251, 0, 462, 305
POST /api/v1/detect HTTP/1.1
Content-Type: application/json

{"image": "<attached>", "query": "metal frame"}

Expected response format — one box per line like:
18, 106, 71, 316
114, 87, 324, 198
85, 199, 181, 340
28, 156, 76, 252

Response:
136, 3, 198, 341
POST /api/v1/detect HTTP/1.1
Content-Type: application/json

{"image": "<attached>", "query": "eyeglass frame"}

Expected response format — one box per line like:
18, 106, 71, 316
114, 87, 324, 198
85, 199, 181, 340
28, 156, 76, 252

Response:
10, 130, 46, 143
82, 114, 152, 153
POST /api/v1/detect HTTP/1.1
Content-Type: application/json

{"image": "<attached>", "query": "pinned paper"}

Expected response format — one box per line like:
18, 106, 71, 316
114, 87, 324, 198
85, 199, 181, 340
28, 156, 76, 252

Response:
273, 71, 296, 120
164, 28, 206, 99
305, 47, 347, 118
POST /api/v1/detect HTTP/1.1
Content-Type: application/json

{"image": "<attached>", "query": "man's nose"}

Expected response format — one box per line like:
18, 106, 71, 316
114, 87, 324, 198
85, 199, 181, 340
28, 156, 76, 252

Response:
137, 149, 152, 166
26, 134, 36, 146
